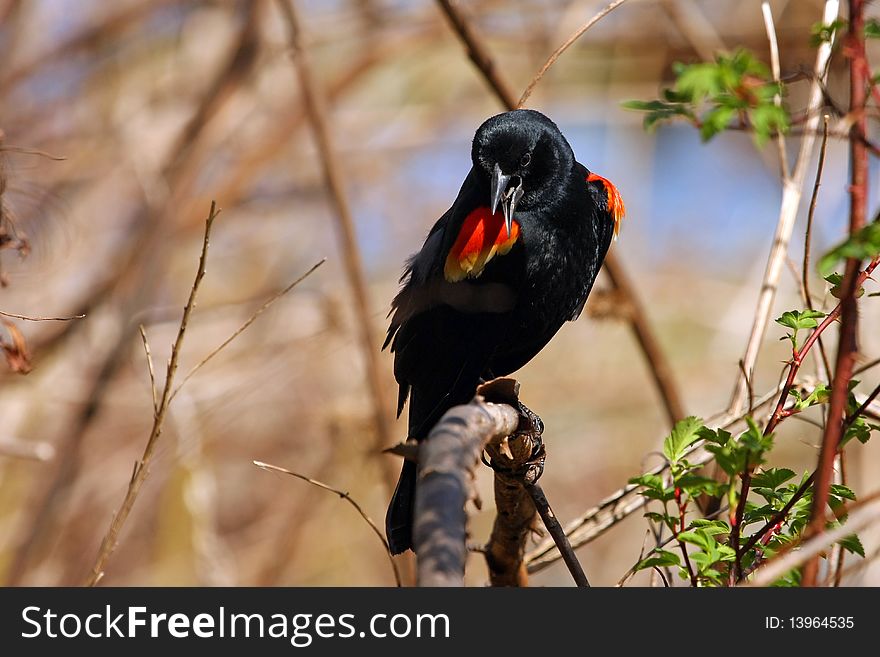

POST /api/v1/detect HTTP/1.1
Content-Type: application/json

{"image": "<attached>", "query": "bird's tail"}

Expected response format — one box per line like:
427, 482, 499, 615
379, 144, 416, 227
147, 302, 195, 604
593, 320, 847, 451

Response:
386, 459, 417, 555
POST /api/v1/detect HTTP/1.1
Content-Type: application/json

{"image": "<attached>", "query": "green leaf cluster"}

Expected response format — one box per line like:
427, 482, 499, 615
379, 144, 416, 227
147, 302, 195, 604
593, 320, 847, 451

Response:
622, 49, 789, 146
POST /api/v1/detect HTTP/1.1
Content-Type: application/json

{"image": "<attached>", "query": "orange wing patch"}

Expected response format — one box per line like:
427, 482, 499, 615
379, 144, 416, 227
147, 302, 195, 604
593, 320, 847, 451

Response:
587, 172, 625, 238
444, 207, 520, 282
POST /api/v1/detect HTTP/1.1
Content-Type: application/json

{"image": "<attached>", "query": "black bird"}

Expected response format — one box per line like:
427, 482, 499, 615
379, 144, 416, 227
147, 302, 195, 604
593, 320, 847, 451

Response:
383, 109, 624, 554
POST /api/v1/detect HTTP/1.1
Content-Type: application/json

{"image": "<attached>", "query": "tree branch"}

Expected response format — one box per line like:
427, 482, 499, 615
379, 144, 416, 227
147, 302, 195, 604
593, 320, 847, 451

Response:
803, 0, 870, 587
276, 0, 397, 492
413, 391, 520, 586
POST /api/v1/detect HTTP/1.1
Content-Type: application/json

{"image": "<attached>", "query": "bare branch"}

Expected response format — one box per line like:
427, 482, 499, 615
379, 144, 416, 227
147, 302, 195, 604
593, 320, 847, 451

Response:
138, 324, 158, 417
253, 460, 402, 587
275, 0, 396, 491
435, 0, 518, 109
0, 310, 84, 322
804, 0, 871, 587
414, 389, 520, 586
85, 201, 220, 586
802, 115, 832, 379
527, 483, 589, 586
762, 1, 789, 178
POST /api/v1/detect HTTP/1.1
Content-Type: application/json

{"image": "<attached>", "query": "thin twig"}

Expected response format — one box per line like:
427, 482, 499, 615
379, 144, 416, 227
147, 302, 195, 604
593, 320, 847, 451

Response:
526, 483, 589, 587
85, 201, 220, 586
803, 116, 830, 310
738, 359, 755, 413
168, 258, 326, 404
674, 489, 699, 587
854, 356, 880, 376
728, 0, 840, 417
845, 382, 880, 430
517, 0, 629, 108
742, 472, 816, 557
138, 324, 158, 416
802, 115, 833, 379
276, 0, 396, 491
730, 467, 754, 584
253, 460, 401, 587
0, 310, 84, 322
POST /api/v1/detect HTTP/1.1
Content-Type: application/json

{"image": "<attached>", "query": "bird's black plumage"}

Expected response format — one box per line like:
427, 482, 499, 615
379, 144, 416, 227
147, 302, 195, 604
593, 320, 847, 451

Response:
384, 109, 622, 554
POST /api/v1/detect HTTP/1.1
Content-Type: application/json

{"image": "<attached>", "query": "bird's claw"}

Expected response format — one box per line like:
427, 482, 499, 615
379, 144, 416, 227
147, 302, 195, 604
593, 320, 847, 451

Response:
483, 400, 546, 484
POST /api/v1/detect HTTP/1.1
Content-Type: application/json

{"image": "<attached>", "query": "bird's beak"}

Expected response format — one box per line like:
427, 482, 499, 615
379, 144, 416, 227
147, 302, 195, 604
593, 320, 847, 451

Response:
490, 163, 511, 217
503, 183, 523, 237
490, 163, 523, 237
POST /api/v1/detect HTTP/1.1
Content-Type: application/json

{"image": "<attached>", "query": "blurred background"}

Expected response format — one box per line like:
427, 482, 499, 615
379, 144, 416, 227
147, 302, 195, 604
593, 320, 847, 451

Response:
0, 0, 878, 586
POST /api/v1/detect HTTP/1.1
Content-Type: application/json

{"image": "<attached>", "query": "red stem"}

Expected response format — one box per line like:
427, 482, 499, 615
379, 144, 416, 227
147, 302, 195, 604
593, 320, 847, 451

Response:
673, 489, 698, 587
803, 0, 870, 587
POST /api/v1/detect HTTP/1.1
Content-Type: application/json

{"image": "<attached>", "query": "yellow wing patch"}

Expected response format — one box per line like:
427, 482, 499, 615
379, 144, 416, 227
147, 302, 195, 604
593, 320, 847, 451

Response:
444, 207, 520, 282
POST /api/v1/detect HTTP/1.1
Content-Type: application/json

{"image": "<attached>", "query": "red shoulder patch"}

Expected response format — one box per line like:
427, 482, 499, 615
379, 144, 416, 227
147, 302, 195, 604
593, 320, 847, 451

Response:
444, 207, 520, 282
587, 172, 625, 238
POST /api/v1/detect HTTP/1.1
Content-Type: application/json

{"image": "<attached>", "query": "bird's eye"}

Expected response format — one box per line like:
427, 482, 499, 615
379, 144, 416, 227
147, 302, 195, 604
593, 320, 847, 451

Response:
520, 153, 531, 167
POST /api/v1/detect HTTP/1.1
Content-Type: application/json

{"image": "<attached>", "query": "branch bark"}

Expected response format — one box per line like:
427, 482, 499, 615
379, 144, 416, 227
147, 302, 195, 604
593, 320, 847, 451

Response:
276, 0, 396, 492
413, 391, 520, 586
802, 0, 870, 587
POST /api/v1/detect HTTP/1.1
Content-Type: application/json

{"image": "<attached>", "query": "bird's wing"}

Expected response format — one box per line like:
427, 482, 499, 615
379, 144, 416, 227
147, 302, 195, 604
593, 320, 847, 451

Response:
570, 162, 624, 322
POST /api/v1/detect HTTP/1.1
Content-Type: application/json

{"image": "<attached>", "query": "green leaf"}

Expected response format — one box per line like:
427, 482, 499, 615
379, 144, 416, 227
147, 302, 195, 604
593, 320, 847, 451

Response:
748, 103, 789, 147
676, 473, 728, 497
700, 105, 736, 141
678, 528, 716, 552
825, 271, 865, 299
663, 416, 705, 463
829, 483, 857, 502
690, 519, 731, 536
790, 384, 831, 411
838, 533, 865, 558
635, 549, 681, 571
643, 511, 672, 525
751, 468, 796, 490
629, 473, 664, 490
698, 426, 731, 445
866, 19, 880, 39
818, 222, 880, 277
775, 309, 826, 330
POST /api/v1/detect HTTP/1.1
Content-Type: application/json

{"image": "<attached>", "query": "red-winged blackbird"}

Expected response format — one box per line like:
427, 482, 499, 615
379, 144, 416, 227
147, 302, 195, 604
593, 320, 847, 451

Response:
383, 109, 624, 554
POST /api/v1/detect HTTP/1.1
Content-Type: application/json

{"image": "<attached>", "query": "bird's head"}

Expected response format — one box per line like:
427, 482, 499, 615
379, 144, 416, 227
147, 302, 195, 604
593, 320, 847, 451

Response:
471, 109, 575, 235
